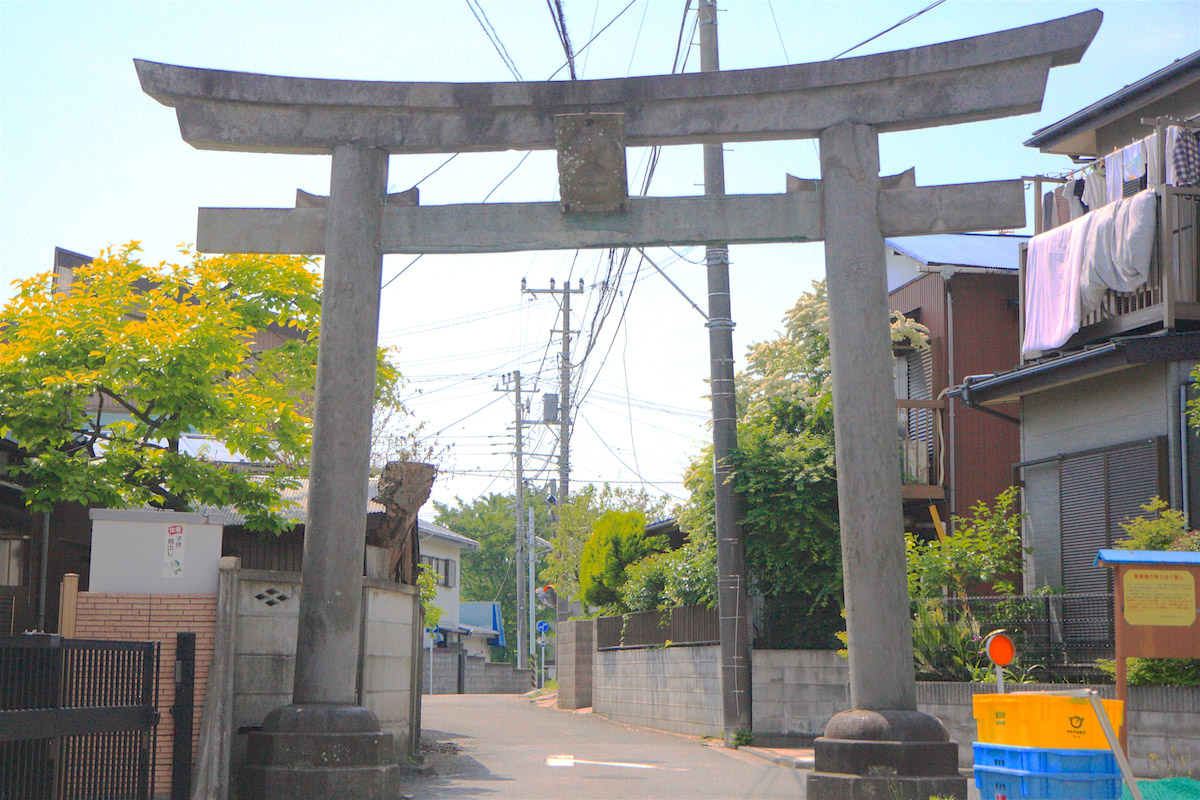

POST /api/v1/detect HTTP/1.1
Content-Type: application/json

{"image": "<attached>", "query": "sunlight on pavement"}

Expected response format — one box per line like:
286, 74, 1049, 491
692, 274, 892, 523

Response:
545, 754, 681, 770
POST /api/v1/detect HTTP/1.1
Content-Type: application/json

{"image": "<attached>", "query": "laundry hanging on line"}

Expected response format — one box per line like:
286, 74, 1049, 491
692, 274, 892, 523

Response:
1023, 189, 1157, 357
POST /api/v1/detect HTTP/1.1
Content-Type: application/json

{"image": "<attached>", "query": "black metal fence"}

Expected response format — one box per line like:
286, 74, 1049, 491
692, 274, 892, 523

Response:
0, 634, 159, 800
596, 606, 720, 650
911, 593, 1115, 684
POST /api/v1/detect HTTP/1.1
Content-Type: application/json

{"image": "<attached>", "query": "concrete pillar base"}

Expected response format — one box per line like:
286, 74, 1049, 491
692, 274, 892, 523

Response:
239, 704, 400, 800
806, 772, 967, 800
806, 709, 966, 799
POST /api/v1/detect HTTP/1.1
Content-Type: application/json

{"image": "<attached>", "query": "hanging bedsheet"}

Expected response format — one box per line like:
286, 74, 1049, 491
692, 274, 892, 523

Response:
1022, 189, 1157, 357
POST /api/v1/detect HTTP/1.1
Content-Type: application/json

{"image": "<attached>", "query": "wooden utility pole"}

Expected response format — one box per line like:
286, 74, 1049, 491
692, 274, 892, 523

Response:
699, 0, 752, 743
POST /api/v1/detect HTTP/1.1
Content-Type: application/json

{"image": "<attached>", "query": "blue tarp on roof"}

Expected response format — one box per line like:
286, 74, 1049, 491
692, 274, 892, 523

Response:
1095, 549, 1200, 566
886, 233, 1030, 271
460, 601, 505, 647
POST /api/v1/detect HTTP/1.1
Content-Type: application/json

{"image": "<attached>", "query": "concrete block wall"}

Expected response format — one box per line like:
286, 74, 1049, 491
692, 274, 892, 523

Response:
362, 584, 418, 740
232, 574, 300, 731
421, 645, 533, 694
557, 618, 594, 709
421, 646, 462, 694
479, 660, 533, 693
76, 592, 217, 798
593, 645, 721, 738
752, 651, 1200, 776
751, 649, 847, 738
1127, 686, 1200, 779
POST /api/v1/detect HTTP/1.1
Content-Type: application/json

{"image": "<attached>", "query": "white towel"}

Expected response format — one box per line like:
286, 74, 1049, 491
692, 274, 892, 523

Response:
1022, 189, 1157, 357
1022, 216, 1091, 356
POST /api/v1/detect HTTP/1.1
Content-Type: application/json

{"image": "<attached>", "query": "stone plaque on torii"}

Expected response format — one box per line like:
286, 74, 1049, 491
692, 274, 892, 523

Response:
138, 11, 1099, 798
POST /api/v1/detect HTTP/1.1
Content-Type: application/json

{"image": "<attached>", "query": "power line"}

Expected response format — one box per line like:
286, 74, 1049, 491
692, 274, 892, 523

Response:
546, 0, 578, 80
765, 0, 792, 64
829, 0, 947, 60
465, 0, 524, 80
548, 0, 638, 80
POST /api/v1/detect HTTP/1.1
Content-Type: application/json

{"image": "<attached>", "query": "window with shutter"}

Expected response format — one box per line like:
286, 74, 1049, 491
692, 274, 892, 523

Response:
1058, 438, 1164, 641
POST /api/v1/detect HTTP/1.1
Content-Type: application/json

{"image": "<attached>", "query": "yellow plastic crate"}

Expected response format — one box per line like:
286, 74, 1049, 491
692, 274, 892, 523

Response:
972, 694, 1123, 750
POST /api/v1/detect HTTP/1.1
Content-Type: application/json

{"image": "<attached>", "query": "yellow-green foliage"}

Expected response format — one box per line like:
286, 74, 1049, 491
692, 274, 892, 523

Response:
0, 243, 405, 532
417, 565, 443, 630
578, 509, 664, 612
1118, 497, 1200, 552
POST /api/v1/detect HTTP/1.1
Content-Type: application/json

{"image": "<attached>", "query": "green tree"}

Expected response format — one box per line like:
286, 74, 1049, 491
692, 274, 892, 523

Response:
541, 483, 673, 607
0, 243, 406, 533
578, 509, 665, 612
433, 490, 553, 663
664, 281, 924, 647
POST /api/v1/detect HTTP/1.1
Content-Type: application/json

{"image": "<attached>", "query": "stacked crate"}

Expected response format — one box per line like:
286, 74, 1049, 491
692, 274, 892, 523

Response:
972, 694, 1124, 800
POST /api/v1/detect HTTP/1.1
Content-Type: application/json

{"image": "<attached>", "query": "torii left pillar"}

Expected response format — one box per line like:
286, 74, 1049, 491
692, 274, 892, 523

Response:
241, 145, 400, 797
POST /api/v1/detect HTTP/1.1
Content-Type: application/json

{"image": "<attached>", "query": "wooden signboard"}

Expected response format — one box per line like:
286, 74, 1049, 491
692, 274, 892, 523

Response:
1096, 549, 1200, 751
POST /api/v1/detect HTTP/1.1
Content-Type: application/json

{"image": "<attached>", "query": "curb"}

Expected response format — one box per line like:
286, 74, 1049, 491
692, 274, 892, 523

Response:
739, 746, 815, 770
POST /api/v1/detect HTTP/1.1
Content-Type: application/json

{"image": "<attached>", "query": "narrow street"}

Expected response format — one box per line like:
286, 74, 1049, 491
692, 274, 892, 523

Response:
399, 694, 808, 799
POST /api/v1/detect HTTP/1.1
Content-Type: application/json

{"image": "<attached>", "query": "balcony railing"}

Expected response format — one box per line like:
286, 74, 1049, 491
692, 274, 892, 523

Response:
1020, 186, 1200, 358
898, 399, 945, 500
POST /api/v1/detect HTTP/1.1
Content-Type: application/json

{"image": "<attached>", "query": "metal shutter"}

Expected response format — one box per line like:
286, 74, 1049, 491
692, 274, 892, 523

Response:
1060, 451, 1108, 596
1059, 438, 1164, 641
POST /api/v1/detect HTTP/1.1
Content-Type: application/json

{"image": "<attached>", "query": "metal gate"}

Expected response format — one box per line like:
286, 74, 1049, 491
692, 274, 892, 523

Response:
0, 634, 159, 800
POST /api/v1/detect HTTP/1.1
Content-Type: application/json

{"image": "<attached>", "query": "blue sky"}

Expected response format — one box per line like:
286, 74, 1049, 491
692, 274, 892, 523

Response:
2, 1, 1197, 512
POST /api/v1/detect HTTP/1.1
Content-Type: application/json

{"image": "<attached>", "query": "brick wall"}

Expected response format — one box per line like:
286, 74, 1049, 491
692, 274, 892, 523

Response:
76, 593, 217, 798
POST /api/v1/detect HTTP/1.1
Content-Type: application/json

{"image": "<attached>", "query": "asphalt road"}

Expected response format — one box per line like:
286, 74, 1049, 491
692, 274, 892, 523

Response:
399, 694, 809, 799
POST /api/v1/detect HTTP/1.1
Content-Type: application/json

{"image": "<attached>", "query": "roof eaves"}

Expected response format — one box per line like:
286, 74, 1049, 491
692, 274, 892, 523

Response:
954, 331, 1200, 405
1025, 51, 1200, 153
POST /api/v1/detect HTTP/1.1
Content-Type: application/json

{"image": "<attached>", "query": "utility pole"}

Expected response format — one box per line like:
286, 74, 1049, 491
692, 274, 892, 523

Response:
522, 277, 583, 622
500, 370, 527, 664
527, 506, 536, 662
699, 0, 752, 743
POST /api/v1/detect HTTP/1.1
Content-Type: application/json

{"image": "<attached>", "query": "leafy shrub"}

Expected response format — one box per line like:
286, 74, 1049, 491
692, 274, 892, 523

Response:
906, 487, 1026, 598
579, 510, 665, 612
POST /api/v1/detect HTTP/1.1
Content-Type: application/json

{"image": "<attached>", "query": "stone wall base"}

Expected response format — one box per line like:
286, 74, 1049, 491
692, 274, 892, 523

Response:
807, 772, 967, 800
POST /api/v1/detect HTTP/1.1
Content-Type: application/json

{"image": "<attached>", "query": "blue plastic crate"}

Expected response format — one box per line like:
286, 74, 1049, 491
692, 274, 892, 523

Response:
975, 765, 1122, 800
974, 742, 1119, 775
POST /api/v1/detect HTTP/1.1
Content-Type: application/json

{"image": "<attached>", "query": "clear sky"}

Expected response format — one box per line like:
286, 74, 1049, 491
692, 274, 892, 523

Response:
2, 1, 1198, 516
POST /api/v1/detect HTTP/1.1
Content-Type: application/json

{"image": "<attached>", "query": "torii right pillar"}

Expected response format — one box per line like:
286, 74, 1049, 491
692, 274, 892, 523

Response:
810, 123, 963, 798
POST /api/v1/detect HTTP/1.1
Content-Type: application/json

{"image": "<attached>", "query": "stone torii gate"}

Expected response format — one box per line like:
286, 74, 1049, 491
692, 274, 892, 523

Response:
138, 11, 1098, 799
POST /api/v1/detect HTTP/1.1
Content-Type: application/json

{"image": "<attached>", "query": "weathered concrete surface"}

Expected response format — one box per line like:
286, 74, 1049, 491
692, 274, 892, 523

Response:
135, 11, 1099, 154
819, 123, 914, 713
810, 121, 965, 800
292, 143, 389, 708
554, 112, 628, 214
196, 179, 1024, 255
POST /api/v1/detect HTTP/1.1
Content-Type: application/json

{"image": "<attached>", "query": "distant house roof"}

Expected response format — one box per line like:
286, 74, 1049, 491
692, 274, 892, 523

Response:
460, 601, 505, 646
419, 518, 479, 551
886, 233, 1030, 271
1025, 51, 1200, 154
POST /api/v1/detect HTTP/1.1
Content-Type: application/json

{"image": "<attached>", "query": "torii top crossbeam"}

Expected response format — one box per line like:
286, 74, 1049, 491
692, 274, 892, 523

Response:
137, 10, 1099, 155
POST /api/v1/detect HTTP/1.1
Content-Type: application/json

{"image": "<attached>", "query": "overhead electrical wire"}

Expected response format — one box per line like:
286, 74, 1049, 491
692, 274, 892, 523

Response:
465, 0, 524, 80
765, 0, 792, 64
546, 0, 578, 80
829, 0, 947, 60
548, 0, 638, 80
